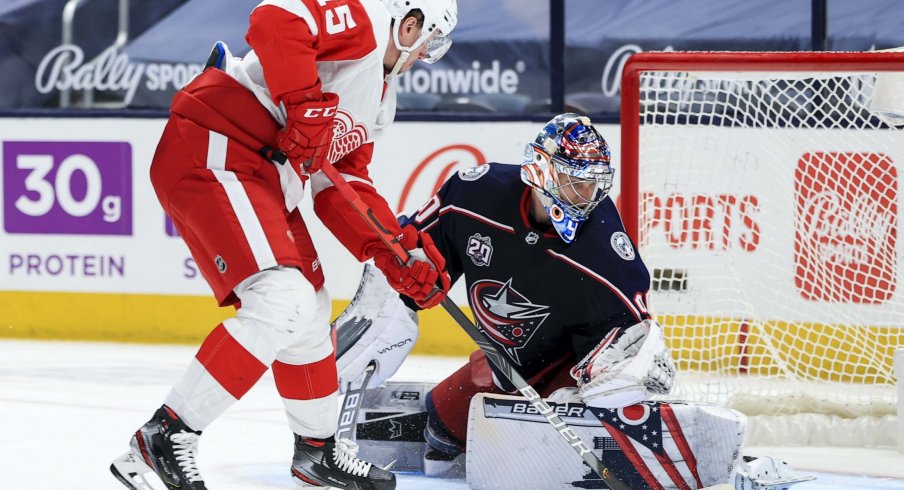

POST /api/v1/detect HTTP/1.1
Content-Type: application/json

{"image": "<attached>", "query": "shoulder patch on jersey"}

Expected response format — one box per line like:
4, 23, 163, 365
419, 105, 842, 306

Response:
610, 232, 636, 261
458, 164, 490, 181
467, 233, 493, 266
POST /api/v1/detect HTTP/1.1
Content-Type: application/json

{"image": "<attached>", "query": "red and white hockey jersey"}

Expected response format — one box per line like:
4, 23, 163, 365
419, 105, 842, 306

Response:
220, 0, 403, 260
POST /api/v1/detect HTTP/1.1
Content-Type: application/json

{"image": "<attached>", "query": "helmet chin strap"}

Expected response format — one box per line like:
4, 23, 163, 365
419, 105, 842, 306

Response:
385, 21, 410, 82
385, 51, 410, 83
384, 21, 427, 83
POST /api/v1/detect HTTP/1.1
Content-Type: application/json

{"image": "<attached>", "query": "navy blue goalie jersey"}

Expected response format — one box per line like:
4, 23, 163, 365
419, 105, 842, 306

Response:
401, 163, 652, 384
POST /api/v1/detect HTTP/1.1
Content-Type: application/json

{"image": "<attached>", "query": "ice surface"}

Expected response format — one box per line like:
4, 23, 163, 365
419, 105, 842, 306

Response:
1, 339, 901, 489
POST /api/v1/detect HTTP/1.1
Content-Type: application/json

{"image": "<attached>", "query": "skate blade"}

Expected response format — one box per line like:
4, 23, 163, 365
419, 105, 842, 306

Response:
295, 484, 342, 490
110, 451, 159, 490
292, 469, 339, 490
294, 477, 342, 490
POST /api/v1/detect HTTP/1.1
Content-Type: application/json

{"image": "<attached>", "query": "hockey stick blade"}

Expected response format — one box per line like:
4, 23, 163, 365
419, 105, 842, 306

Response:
316, 161, 632, 490
336, 360, 377, 442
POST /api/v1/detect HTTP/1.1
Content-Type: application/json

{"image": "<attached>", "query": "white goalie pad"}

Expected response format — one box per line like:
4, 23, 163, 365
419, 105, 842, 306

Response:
466, 393, 747, 490
334, 264, 419, 392
351, 384, 814, 490
571, 319, 676, 408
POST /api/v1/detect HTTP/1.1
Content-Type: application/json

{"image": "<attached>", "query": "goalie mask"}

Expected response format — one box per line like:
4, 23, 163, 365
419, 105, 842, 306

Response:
385, 0, 458, 79
520, 113, 615, 243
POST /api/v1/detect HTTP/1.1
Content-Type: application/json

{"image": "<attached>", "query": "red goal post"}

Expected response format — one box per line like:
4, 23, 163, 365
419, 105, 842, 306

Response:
618, 51, 904, 447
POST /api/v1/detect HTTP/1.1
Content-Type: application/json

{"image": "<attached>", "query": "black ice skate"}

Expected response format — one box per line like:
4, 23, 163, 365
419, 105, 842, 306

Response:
292, 435, 396, 490
110, 405, 207, 490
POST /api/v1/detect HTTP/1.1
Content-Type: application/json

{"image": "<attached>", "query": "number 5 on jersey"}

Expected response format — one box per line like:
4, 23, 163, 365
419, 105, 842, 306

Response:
317, 0, 357, 35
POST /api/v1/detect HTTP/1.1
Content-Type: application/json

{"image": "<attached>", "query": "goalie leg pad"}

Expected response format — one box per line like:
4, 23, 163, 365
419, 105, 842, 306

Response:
467, 395, 748, 490
334, 264, 419, 392
426, 349, 576, 454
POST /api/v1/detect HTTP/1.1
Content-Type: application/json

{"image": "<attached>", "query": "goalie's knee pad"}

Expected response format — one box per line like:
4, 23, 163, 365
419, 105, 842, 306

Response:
232, 267, 323, 360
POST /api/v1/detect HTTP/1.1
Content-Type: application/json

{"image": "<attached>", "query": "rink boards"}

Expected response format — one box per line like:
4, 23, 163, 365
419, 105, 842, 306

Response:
0, 117, 536, 355
2, 117, 904, 368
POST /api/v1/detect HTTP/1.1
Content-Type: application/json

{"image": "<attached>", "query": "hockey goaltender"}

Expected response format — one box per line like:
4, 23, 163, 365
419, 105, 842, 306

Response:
333, 114, 816, 489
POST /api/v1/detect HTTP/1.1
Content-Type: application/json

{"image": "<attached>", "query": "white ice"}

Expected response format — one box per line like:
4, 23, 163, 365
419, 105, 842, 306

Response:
2, 339, 903, 489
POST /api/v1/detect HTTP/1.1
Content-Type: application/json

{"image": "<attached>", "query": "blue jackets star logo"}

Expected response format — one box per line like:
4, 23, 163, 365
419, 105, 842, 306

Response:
468, 278, 550, 365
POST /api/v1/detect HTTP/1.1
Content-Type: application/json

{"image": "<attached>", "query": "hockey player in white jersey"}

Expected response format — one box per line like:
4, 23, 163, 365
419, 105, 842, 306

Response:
110, 1, 456, 489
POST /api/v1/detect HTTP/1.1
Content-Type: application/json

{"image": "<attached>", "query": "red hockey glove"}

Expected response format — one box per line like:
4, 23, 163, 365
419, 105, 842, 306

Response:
277, 90, 339, 173
373, 225, 451, 309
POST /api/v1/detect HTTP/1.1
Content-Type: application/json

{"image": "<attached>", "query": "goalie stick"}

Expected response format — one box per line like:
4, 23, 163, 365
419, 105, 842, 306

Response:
333, 267, 381, 359
336, 360, 377, 442
314, 159, 633, 490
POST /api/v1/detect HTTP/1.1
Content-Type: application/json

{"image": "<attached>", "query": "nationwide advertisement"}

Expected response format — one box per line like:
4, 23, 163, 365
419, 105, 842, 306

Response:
5, 0, 903, 110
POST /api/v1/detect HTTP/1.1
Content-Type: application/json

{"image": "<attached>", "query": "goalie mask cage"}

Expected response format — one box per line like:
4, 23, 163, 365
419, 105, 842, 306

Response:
620, 51, 904, 447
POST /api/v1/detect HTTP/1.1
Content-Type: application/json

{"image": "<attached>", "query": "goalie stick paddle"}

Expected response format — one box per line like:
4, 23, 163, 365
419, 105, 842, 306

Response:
316, 160, 633, 490
336, 360, 377, 442
333, 272, 379, 359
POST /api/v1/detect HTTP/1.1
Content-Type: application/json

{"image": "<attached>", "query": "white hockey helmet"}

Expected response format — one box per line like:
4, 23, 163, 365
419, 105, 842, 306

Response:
384, 0, 458, 78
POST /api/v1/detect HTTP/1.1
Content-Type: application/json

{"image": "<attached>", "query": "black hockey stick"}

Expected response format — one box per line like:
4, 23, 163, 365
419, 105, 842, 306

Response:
336, 360, 377, 442
317, 160, 632, 490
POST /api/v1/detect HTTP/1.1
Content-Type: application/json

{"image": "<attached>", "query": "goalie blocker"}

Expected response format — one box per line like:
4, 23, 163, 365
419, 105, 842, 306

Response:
352, 382, 814, 490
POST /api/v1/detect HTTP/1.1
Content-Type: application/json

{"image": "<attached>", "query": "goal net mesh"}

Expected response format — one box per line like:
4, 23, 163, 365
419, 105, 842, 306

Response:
629, 53, 904, 445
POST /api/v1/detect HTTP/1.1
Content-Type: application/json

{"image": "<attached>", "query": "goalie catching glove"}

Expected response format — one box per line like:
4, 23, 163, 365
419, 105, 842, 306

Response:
334, 264, 420, 393
568, 319, 675, 408
372, 224, 450, 309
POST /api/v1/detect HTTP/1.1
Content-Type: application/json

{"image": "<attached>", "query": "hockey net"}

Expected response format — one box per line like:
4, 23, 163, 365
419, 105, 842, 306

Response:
620, 51, 904, 447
